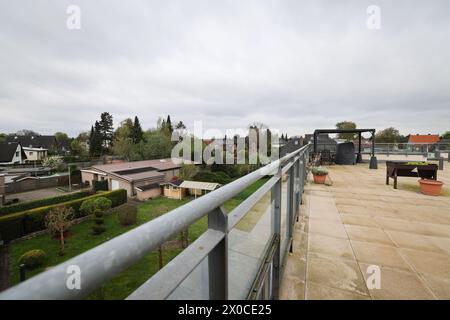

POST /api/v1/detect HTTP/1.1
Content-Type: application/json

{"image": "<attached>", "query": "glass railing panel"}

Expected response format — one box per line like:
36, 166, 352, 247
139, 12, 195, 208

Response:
227, 190, 272, 299
167, 257, 209, 300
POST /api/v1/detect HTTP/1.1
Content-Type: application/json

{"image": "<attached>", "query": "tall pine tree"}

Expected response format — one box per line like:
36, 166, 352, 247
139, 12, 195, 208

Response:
132, 116, 143, 143
99, 112, 114, 152
166, 115, 173, 134
89, 122, 103, 156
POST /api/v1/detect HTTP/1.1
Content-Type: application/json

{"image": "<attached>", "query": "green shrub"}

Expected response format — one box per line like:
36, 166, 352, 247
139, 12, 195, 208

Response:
0, 190, 92, 216
93, 180, 109, 192
94, 197, 112, 212
193, 171, 231, 185
117, 204, 138, 226
18, 249, 47, 269
0, 189, 127, 242
80, 198, 96, 216
92, 225, 106, 235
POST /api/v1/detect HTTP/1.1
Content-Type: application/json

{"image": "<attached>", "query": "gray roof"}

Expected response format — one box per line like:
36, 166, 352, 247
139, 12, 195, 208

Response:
0, 142, 26, 163
6, 135, 57, 150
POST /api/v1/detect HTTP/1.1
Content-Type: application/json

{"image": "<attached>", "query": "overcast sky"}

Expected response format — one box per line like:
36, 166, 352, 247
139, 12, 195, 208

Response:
1, 0, 449, 138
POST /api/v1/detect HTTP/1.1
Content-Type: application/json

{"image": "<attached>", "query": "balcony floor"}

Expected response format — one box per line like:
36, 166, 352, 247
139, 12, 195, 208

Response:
281, 162, 450, 300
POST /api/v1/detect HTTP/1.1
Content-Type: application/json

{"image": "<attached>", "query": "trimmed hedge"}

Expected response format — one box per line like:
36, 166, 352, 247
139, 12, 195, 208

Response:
0, 190, 92, 216
0, 189, 127, 243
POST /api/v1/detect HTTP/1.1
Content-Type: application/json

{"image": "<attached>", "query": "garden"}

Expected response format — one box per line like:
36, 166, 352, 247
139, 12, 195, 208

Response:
5, 177, 269, 299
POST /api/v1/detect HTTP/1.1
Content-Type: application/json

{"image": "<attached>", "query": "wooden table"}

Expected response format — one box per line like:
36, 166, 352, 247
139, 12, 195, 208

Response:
386, 161, 438, 189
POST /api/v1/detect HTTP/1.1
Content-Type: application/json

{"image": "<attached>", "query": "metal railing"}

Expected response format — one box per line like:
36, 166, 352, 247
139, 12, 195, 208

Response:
0, 145, 311, 300
361, 143, 450, 156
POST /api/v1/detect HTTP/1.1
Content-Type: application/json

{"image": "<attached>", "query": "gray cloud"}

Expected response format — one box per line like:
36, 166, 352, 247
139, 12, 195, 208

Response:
0, 0, 449, 137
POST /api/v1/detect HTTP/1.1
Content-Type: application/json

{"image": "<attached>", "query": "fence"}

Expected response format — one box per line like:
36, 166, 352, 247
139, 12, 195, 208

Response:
5, 174, 81, 194
0, 144, 311, 300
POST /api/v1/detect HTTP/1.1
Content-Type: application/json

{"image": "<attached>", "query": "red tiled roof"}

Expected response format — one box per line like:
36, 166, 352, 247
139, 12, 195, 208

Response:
408, 135, 440, 144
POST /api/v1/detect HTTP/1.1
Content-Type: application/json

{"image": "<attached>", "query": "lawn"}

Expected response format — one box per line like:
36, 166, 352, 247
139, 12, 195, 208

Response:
8, 176, 269, 299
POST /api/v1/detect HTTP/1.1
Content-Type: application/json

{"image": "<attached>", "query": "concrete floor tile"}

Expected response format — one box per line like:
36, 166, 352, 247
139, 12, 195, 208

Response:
345, 225, 394, 246
400, 248, 450, 278
280, 276, 305, 300
359, 263, 435, 300
307, 256, 368, 296
309, 220, 348, 239
306, 282, 370, 300
309, 233, 355, 260
386, 230, 444, 253
420, 273, 450, 299
341, 214, 380, 228
351, 241, 411, 270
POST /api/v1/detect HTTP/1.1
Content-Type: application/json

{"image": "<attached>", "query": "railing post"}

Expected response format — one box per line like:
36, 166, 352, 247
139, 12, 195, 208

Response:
271, 167, 282, 300
294, 156, 300, 217
287, 162, 295, 253
207, 206, 228, 300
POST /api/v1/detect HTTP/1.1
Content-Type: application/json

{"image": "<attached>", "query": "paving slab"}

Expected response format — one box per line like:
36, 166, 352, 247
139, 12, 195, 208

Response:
281, 163, 450, 300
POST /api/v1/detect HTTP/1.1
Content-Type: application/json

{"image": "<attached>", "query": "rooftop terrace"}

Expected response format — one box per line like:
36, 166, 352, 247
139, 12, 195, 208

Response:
281, 162, 450, 299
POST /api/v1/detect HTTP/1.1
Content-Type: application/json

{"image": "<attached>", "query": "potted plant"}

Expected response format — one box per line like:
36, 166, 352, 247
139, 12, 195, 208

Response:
311, 167, 328, 184
418, 179, 444, 196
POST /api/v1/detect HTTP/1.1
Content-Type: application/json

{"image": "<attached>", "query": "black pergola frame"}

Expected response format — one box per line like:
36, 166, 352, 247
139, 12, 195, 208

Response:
313, 128, 378, 169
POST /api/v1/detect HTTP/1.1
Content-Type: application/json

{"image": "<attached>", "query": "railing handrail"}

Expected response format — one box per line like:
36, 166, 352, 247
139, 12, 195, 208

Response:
0, 145, 310, 300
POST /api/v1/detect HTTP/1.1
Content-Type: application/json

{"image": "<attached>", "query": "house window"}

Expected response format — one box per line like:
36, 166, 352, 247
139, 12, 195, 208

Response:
15, 151, 19, 157
29, 151, 34, 155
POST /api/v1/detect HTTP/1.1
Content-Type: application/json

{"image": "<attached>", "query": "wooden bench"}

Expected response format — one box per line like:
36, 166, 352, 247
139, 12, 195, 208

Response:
386, 161, 438, 189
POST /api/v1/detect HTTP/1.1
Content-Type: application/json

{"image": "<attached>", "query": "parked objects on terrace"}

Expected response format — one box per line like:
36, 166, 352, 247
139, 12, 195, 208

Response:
386, 161, 438, 190
312, 128, 378, 169
418, 179, 444, 196
311, 167, 328, 184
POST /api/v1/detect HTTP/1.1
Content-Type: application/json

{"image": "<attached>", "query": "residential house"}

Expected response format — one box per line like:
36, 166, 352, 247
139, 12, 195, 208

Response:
22, 147, 48, 162
5, 135, 68, 155
0, 142, 27, 165
81, 158, 182, 197
161, 180, 221, 200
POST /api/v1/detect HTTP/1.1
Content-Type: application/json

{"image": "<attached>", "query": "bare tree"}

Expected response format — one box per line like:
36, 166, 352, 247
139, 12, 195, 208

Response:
45, 206, 74, 256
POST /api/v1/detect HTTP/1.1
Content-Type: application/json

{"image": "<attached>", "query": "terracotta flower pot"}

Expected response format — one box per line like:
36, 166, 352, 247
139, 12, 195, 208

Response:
313, 174, 327, 184
418, 179, 444, 196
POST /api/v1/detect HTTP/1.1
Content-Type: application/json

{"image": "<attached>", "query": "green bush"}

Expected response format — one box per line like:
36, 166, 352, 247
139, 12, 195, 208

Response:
0, 189, 127, 242
93, 180, 109, 192
80, 198, 96, 216
193, 171, 231, 185
94, 197, 112, 212
0, 190, 92, 216
117, 204, 138, 226
18, 249, 47, 269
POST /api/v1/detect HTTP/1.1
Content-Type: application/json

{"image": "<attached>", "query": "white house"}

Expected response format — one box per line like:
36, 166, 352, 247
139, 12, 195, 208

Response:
23, 147, 48, 162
